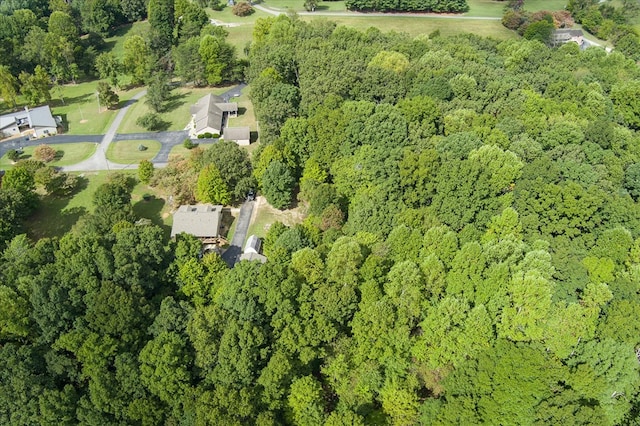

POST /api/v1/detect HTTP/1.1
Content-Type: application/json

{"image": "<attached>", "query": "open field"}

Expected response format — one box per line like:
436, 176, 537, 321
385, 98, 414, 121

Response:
246, 196, 305, 239
106, 140, 162, 164
0, 143, 97, 170
117, 86, 233, 134
314, 15, 515, 38
51, 82, 142, 135
27, 170, 173, 240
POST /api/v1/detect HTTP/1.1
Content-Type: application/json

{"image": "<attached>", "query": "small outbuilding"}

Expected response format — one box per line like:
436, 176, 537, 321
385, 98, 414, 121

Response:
171, 204, 223, 243
239, 234, 267, 263
223, 126, 251, 146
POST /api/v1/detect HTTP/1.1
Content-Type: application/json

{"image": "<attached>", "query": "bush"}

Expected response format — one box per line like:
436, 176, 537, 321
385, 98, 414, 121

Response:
183, 138, 196, 149
34, 144, 57, 163
138, 159, 154, 184
232, 1, 254, 16
6, 149, 20, 162
136, 112, 164, 131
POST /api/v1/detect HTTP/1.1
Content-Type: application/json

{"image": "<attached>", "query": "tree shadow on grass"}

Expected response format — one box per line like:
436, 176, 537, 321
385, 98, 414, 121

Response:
28, 196, 88, 239
164, 91, 188, 112
133, 195, 171, 236
50, 93, 92, 108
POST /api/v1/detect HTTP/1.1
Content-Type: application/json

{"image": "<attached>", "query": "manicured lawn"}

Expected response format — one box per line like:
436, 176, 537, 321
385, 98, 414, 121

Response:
317, 16, 516, 38
106, 139, 161, 164
246, 202, 280, 239
0, 143, 97, 169
27, 170, 173, 240
117, 86, 233, 134
50, 81, 142, 135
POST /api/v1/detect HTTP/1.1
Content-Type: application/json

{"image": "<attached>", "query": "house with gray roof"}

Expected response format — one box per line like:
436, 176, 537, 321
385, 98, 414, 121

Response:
170, 204, 223, 241
0, 106, 60, 139
189, 94, 238, 138
551, 29, 585, 49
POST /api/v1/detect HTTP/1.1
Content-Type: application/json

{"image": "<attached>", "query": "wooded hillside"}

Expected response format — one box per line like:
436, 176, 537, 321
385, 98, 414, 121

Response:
2, 15, 640, 425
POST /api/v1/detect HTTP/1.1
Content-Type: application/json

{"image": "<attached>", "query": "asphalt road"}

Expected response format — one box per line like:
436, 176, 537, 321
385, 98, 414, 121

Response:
222, 200, 255, 267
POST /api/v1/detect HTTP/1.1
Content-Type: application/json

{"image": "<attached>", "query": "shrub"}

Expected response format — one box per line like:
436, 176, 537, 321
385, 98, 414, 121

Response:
138, 159, 154, 184
34, 144, 57, 163
232, 1, 254, 16
6, 149, 20, 162
211, 133, 220, 138
183, 138, 196, 149
136, 112, 163, 131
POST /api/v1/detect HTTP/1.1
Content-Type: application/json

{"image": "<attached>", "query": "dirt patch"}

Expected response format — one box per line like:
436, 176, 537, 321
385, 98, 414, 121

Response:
80, 119, 88, 123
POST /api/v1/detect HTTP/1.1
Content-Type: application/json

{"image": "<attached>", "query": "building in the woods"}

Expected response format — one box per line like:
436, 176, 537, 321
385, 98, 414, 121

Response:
0, 106, 60, 139
239, 234, 267, 263
170, 204, 224, 243
551, 29, 585, 49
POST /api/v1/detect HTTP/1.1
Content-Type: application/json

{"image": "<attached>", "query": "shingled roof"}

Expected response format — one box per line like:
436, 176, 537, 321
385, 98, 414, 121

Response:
170, 204, 223, 239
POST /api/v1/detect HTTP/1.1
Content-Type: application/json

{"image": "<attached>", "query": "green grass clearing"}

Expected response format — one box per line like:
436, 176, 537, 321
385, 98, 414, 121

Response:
106, 140, 161, 164
50, 81, 142, 135
0, 143, 97, 169
27, 170, 173, 240
117, 86, 233, 134
313, 16, 515, 38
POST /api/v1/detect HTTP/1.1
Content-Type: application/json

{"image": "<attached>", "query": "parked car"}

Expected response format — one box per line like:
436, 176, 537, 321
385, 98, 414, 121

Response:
247, 189, 256, 201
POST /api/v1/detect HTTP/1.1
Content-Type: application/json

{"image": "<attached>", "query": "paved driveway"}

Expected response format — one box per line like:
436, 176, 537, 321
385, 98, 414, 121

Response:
222, 200, 254, 267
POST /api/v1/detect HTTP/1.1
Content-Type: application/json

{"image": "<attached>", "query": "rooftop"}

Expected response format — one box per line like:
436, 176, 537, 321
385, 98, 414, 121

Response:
170, 204, 223, 239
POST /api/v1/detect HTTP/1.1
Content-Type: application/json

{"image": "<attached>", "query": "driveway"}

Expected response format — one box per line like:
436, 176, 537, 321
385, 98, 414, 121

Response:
222, 200, 254, 267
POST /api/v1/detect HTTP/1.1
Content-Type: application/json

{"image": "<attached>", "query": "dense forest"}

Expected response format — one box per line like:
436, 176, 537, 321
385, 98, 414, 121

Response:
3, 12, 640, 426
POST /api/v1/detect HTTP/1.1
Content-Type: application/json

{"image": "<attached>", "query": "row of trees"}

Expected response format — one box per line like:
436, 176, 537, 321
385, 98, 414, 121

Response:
345, 0, 469, 12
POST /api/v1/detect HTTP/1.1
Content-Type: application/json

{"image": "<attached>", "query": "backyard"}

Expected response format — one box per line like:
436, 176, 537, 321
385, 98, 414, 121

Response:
27, 170, 173, 240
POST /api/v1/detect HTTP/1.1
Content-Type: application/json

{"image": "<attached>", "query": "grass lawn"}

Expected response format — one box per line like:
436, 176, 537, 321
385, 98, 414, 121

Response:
316, 15, 516, 38
104, 21, 151, 60
0, 143, 97, 170
27, 170, 173, 240
117, 86, 233, 134
50, 81, 142, 135
106, 140, 162, 164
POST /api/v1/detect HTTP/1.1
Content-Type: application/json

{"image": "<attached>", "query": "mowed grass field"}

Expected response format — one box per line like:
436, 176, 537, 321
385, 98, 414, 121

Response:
117, 86, 233, 134
28, 170, 173, 240
50, 82, 143, 135
0, 143, 96, 169
106, 140, 162, 164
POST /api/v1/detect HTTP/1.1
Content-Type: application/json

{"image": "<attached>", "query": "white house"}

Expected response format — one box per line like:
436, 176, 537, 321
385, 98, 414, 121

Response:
189, 94, 238, 138
0, 106, 60, 139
